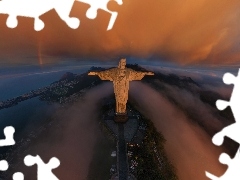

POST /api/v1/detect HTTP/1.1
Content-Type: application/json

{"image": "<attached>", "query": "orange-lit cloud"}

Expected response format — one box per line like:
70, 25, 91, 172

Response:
3, 82, 114, 179
0, 0, 240, 65
129, 82, 227, 180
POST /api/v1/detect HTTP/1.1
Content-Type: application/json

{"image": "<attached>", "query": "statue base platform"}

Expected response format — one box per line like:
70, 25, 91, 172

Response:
114, 113, 128, 123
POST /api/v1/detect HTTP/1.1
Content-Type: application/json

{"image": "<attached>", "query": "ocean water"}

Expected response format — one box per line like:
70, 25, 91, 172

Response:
0, 63, 94, 153
0, 65, 93, 100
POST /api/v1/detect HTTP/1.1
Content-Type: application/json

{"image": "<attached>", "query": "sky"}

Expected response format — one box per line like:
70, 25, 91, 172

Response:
0, 0, 240, 65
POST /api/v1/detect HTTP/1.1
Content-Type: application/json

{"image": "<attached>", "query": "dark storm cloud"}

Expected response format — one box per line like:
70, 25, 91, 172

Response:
0, 0, 240, 64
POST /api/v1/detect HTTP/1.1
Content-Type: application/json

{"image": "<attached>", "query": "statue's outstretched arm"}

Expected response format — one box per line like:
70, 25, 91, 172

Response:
144, 71, 154, 76
88, 71, 98, 76
88, 69, 114, 81
129, 70, 154, 81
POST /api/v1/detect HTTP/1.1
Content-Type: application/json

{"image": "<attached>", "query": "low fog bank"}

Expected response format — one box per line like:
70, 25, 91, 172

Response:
129, 82, 227, 180
145, 65, 234, 99
2, 72, 233, 180
159, 83, 226, 134
4, 82, 113, 180
141, 68, 238, 155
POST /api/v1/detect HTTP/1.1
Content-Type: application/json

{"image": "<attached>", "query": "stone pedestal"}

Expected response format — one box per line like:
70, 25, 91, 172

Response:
114, 113, 128, 123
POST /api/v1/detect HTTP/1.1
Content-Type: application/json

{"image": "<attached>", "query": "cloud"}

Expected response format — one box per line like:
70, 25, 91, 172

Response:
3, 82, 113, 179
160, 83, 225, 131
0, 0, 240, 64
129, 81, 227, 180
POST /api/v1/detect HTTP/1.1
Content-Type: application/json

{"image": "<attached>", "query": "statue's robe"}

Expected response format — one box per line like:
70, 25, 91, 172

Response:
97, 68, 146, 113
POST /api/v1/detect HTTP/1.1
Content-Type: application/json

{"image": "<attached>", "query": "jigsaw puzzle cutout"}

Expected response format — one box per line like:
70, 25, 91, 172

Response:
0, 126, 60, 179
0, 126, 15, 147
0, 0, 123, 31
0, 160, 8, 171
0, 0, 80, 31
0, 153, 24, 180
24, 155, 60, 180
206, 148, 240, 180
212, 71, 240, 146
206, 69, 240, 179
0, 154, 60, 180
13, 172, 24, 180
76, 0, 123, 30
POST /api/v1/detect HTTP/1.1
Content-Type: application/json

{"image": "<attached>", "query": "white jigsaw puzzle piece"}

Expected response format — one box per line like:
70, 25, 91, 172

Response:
216, 70, 240, 121
206, 69, 240, 179
212, 123, 240, 146
24, 155, 60, 180
0, 126, 15, 146
0, 0, 80, 31
76, 0, 123, 30
0, 160, 8, 171
206, 147, 240, 180
213, 70, 240, 146
13, 172, 24, 180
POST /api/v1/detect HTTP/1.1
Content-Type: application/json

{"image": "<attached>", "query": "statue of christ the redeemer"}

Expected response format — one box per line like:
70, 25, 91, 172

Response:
88, 58, 154, 115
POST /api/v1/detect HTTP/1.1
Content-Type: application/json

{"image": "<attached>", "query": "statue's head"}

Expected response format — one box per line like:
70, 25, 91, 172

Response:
118, 58, 126, 69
